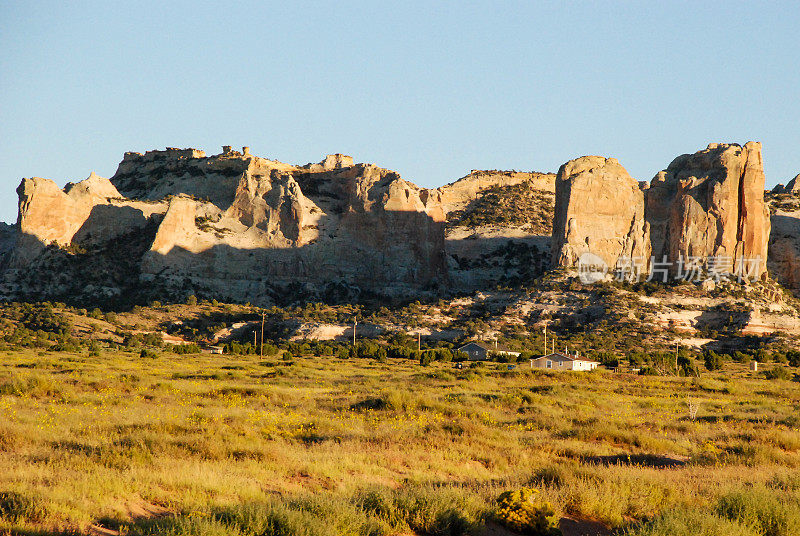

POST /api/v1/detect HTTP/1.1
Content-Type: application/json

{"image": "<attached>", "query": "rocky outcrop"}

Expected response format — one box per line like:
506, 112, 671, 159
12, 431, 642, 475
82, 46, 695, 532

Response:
137, 156, 449, 303
552, 142, 771, 281
769, 174, 800, 195
768, 207, 800, 291
16, 173, 119, 248
13, 172, 167, 265
435, 170, 555, 216
649, 142, 770, 278
551, 156, 649, 271
310, 153, 355, 171
5, 147, 448, 305
784, 174, 800, 194
2, 141, 783, 305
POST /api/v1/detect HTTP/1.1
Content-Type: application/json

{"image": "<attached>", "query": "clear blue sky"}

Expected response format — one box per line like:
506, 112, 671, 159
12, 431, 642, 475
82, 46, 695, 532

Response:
1, 1, 799, 224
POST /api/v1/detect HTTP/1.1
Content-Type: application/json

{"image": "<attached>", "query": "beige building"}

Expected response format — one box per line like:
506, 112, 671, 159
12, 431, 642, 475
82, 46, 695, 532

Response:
530, 352, 599, 371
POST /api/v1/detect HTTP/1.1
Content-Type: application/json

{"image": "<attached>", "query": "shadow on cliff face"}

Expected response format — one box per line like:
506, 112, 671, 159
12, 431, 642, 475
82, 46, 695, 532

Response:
0, 213, 552, 309
446, 235, 551, 290
1, 162, 459, 308
141, 208, 449, 307
0, 221, 161, 309
694, 307, 747, 334
0, 223, 18, 272
6, 157, 557, 308
73, 205, 157, 246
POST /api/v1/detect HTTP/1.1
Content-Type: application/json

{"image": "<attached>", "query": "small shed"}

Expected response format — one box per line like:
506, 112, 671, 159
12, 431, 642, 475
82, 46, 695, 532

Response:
209, 346, 224, 355
750, 360, 758, 372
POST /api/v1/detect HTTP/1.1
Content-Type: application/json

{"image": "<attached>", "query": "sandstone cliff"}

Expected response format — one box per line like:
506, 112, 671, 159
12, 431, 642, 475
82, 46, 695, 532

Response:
4, 148, 448, 306
768, 207, 800, 291
135, 153, 449, 304
788, 174, 800, 194
770, 173, 800, 195
551, 156, 649, 272
13, 172, 167, 265
650, 142, 770, 278
552, 142, 771, 281
767, 181, 800, 294
2, 142, 791, 307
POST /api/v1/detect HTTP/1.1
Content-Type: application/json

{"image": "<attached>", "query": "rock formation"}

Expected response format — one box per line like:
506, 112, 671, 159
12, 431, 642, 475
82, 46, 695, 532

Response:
768, 209, 800, 291
3, 147, 448, 306
771, 183, 787, 195
769, 174, 800, 195
135, 154, 449, 303
13, 172, 167, 265
649, 142, 770, 278
784, 174, 800, 194
16, 173, 121, 248
552, 142, 771, 281
0, 141, 786, 305
551, 156, 649, 272
435, 170, 554, 215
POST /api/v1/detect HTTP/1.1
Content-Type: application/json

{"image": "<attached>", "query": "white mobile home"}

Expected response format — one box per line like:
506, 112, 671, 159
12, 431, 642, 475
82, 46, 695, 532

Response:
530, 352, 599, 371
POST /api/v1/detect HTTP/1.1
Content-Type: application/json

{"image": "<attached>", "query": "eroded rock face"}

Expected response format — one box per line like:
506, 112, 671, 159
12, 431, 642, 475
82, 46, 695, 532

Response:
138, 155, 449, 303
13, 173, 167, 265
768, 209, 800, 290
552, 143, 771, 281
435, 170, 555, 215
551, 156, 649, 271
784, 174, 800, 194
650, 142, 770, 278
6, 147, 448, 305
5, 142, 780, 305
16, 173, 118, 248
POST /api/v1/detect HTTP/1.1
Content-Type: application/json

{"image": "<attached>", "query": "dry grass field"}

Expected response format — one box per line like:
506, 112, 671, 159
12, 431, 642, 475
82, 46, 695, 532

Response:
1, 349, 799, 535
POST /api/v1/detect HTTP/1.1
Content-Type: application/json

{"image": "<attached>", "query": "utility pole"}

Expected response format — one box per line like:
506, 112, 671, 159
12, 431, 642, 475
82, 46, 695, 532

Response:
253, 330, 256, 347
544, 324, 547, 355
675, 342, 679, 373
417, 331, 421, 352
260, 311, 265, 358
353, 318, 357, 346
